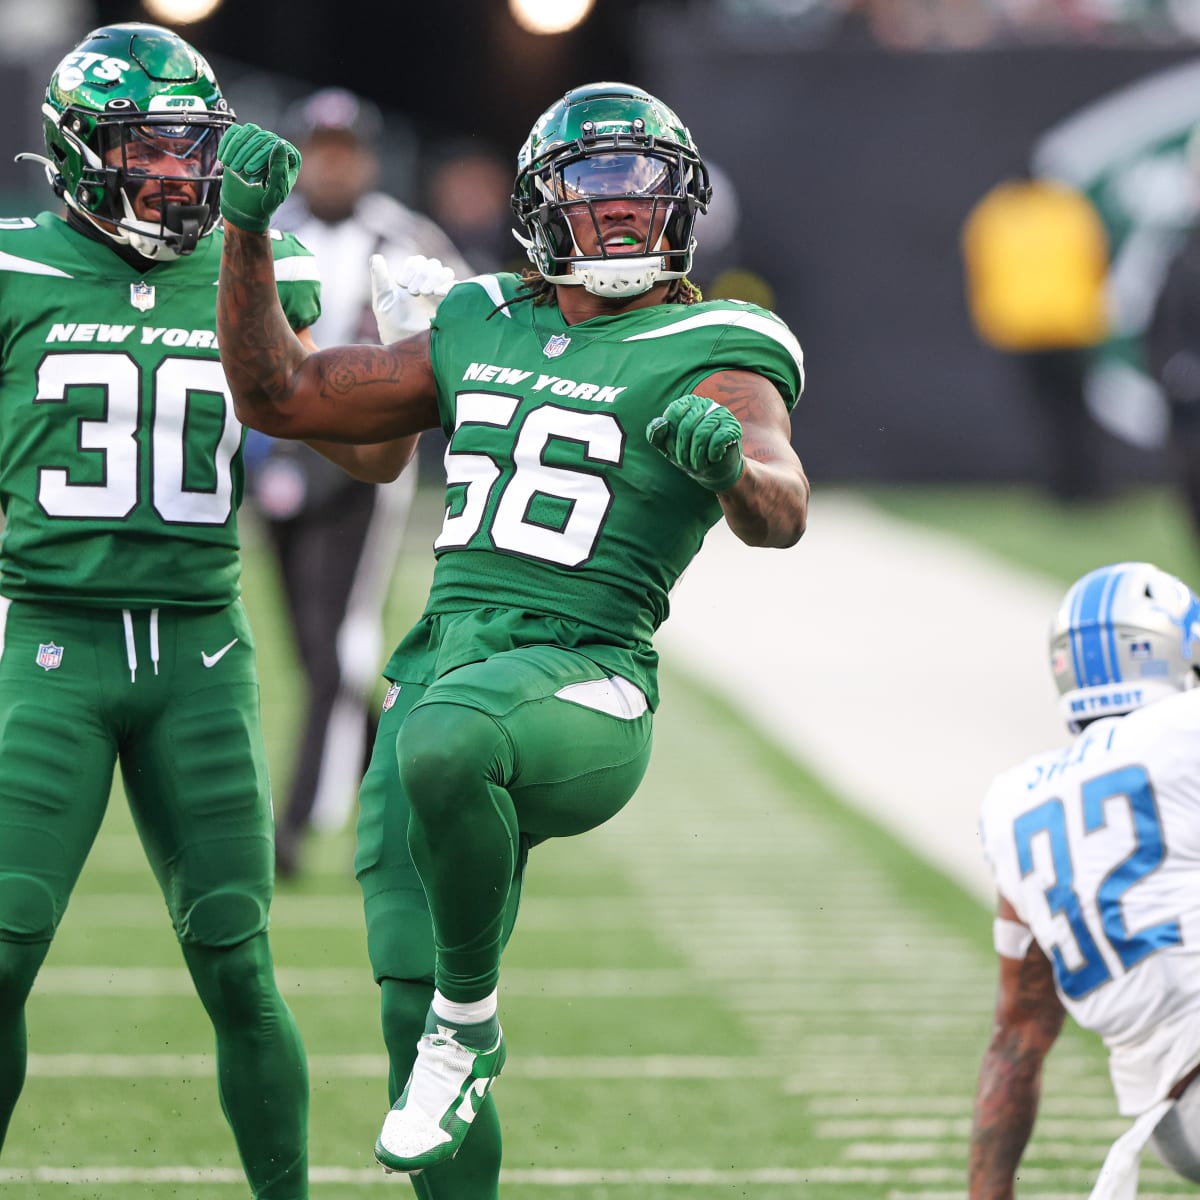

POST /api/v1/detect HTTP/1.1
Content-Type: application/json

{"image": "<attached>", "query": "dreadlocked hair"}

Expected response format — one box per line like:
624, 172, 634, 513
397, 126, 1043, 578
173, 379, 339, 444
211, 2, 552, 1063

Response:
489, 269, 703, 318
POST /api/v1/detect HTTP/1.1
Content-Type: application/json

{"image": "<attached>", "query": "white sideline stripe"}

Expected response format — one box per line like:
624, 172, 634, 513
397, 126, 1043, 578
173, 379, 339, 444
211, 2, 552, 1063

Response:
657, 494, 1066, 901
26, 1053, 781, 1079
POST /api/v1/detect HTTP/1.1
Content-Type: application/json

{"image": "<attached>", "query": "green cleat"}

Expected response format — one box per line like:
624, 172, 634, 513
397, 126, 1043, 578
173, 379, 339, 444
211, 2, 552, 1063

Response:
374, 1013, 506, 1175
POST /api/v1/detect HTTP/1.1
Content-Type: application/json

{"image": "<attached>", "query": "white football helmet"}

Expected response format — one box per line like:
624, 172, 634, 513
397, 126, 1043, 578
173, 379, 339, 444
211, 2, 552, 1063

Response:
1050, 561, 1200, 732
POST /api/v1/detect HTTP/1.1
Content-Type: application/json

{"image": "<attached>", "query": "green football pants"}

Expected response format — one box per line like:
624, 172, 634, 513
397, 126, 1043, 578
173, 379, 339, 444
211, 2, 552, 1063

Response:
356, 644, 654, 994
356, 645, 653, 1199
0, 599, 308, 1197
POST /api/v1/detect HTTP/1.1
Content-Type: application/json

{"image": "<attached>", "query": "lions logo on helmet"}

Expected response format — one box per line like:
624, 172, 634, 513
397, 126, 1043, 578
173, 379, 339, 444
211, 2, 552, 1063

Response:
510, 81, 711, 299
19, 22, 235, 261
1050, 562, 1200, 732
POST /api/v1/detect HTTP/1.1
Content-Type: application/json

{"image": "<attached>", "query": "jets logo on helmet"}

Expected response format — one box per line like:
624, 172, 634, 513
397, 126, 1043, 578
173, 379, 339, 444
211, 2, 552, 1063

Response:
55, 54, 132, 92
1050, 562, 1200, 732
18, 22, 235, 262
511, 81, 711, 299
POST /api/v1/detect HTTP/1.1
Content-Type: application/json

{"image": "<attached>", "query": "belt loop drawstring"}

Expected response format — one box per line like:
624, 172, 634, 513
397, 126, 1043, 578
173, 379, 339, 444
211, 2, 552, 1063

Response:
121, 609, 137, 682
149, 608, 160, 676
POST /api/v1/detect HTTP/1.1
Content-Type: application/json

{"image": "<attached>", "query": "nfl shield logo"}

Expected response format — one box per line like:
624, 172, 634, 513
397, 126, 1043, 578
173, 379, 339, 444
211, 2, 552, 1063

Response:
36, 642, 63, 671
382, 682, 402, 712
130, 281, 155, 312
543, 333, 571, 359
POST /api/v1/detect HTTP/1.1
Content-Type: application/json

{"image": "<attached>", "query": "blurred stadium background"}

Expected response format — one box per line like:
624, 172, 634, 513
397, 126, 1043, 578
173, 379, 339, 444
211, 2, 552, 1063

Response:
6, 0, 1200, 1195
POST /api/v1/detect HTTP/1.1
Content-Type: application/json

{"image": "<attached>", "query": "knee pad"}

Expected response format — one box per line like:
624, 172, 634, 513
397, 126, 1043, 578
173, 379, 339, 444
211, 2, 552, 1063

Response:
0, 873, 59, 943
1150, 1084, 1200, 1183
177, 888, 268, 948
396, 704, 507, 809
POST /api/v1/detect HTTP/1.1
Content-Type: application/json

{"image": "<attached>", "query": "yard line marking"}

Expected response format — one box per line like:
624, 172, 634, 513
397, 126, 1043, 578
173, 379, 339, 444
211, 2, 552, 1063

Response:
32, 965, 698, 997
30, 964, 996, 1004
817, 1117, 1128, 1138
26, 1053, 783, 1080
0, 1165, 1126, 1186
809, 1094, 1119, 1117
846, 1139, 1115, 1162
6, 1165, 1179, 1188
61, 893, 656, 931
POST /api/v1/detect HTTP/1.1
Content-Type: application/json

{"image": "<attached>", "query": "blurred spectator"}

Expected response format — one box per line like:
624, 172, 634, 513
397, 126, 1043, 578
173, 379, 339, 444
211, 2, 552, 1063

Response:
424, 141, 520, 275
1146, 128, 1200, 540
961, 174, 1112, 499
708, 0, 1200, 45
250, 86, 471, 879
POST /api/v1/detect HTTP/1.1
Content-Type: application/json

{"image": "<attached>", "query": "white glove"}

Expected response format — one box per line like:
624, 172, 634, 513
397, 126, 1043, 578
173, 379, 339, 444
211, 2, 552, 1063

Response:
369, 253, 456, 344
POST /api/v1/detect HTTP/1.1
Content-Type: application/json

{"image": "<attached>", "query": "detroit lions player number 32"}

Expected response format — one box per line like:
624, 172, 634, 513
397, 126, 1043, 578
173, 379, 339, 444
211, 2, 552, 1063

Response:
214, 82, 810, 1195
971, 562, 1200, 1200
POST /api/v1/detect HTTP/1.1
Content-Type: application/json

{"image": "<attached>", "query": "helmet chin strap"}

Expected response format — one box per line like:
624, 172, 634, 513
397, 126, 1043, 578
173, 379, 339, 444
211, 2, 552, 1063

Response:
103, 192, 210, 261
571, 218, 671, 297
571, 255, 664, 297
511, 223, 672, 298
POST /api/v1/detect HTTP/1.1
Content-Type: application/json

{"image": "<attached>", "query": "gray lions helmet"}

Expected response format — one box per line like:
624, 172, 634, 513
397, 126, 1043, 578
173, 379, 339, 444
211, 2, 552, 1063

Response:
511, 81, 711, 299
22, 22, 234, 260
1050, 562, 1200, 732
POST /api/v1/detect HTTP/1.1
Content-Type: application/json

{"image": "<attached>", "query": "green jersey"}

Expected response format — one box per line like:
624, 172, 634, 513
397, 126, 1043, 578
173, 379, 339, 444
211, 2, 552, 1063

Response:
385, 272, 804, 705
0, 213, 320, 607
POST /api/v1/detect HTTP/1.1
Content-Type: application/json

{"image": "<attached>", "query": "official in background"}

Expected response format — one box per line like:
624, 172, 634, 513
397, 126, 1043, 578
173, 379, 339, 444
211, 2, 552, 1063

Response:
961, 175, 1111, 501
1146, 153, 1200, 542
249, 86, 471, 878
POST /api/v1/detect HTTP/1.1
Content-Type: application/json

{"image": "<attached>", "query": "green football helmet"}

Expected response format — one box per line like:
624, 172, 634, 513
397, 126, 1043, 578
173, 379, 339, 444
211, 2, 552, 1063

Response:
22, 22, 235, 260
512, 82, 711, 298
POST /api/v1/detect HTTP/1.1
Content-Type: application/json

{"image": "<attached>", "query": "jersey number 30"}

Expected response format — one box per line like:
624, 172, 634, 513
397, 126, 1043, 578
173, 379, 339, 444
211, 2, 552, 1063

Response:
35, 352, 240, 526
1014, 765, 1182, 999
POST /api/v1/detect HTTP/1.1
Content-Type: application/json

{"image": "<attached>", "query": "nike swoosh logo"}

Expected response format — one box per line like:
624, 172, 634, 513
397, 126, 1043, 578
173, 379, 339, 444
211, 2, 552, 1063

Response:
201, 638, 239, 669
455, 1078, 491, 1124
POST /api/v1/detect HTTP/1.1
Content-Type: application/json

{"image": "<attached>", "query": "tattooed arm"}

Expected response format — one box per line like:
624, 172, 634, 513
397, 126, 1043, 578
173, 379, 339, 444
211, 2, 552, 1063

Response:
287, 328, 420, 483
968, 897, 1066, 1200
217, 224, 440, 444
692, 369, 809, 548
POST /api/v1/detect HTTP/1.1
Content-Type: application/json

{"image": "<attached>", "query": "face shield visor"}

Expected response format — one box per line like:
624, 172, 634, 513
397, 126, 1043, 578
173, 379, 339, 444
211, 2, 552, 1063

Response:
88, 113, 229, 258
543, 150, 685, 259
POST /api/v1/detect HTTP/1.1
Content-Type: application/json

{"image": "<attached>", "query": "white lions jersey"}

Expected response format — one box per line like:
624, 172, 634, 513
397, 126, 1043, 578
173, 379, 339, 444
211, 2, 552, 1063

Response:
980, 688, 1200, 1116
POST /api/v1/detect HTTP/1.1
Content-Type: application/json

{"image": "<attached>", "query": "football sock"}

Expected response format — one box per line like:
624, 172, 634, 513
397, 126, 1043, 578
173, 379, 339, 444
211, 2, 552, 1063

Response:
397, 703, 519, 1001
0, 939, 48, 1150
381, 978, 503, 1199
431, 987, 498, 1026
182, 933, 309, 1199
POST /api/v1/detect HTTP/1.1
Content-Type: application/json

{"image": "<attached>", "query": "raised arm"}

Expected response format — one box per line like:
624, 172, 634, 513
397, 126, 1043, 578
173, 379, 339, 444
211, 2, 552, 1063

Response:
968, 897, 1066, 1200
646, 370, 808, 548
216, 123, 440, 446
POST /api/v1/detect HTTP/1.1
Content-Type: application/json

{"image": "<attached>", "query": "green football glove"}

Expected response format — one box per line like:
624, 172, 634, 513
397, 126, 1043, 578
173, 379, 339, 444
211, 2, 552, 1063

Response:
217, 123, 301, 234
646, 394, 745, 492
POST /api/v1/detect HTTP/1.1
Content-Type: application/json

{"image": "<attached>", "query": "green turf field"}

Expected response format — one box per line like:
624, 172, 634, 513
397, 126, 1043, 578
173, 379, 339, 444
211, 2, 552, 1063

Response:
863, 481, 1200, 589
3, 485, 1196, 1197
